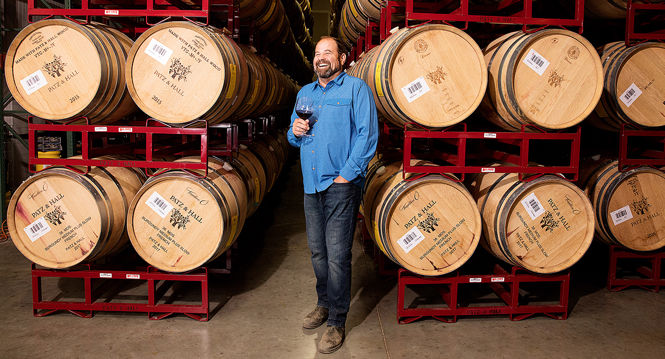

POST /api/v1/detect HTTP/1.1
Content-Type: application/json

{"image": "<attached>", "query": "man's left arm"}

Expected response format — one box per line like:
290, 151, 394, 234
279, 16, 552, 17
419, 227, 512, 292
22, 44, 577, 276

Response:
338, 82, 379, 182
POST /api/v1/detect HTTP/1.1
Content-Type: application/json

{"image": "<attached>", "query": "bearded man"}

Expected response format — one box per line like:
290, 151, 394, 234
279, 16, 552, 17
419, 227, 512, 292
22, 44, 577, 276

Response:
287, 36, 378, 354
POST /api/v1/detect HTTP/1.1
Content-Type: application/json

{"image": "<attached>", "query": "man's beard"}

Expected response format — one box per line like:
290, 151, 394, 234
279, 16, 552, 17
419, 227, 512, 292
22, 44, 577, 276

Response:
314, 60, 340, 79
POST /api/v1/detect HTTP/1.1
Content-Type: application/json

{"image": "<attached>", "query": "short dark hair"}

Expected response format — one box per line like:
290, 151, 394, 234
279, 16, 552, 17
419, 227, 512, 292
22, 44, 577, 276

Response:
317, 36, 348, 55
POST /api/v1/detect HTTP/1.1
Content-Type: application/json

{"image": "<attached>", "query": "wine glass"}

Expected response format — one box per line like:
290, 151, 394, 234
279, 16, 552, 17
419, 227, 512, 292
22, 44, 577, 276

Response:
295, 96, 314, 136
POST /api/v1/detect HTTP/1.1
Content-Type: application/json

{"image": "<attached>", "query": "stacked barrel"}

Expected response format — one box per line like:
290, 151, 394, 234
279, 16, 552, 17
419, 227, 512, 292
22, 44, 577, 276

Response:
4, 18, 296, 271
238, 0, 315, 84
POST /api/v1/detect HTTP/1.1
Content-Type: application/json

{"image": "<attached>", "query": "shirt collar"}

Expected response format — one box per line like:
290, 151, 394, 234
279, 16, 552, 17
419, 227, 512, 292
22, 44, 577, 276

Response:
313, 71, 347, 90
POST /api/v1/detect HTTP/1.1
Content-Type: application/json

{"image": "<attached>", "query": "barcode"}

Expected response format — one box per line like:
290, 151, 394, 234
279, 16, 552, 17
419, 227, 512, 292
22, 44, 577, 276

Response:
153, 197, 168, 210
26, 75, 40, 87
531, 54, 544, 68
152, 43, 166, 57
614, 209, 628, 219
529, 199, 541, 212
402, 231, 418, 246
29, 222, 44, 234
624, 89, 635, 100
407, 81, 423, 94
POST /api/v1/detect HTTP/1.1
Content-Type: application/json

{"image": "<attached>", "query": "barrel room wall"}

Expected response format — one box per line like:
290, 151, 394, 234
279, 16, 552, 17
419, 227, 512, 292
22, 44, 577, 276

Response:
2, 0, 30, 191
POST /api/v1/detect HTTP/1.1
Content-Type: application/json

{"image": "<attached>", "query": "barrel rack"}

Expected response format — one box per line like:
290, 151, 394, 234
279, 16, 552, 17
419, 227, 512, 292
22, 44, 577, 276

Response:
349, 0, 585, 323
12, 0, 289, 320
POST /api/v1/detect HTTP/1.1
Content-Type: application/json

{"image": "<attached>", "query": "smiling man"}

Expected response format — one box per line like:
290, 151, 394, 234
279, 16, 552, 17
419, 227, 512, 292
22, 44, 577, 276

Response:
287, 36, 378, 354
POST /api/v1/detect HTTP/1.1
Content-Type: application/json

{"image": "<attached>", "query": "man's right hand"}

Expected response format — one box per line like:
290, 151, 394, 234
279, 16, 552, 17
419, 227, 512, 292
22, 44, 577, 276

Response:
292, 118, 310, 137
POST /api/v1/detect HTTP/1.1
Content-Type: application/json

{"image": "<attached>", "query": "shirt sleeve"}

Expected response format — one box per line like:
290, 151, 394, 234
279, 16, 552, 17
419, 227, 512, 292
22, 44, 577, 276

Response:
287, 98, 303, 148
339, 81, 379, 182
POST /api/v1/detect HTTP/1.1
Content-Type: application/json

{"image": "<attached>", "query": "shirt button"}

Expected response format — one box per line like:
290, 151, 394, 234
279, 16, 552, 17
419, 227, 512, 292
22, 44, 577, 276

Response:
311, 150, 314, 153
318, 105, 322, 108
337, 102, 340, 104
312, 167, 315, 170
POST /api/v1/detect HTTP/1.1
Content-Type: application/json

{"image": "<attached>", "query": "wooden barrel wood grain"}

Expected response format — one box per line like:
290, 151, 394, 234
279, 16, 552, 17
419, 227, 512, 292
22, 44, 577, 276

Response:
7, 159, 145, 268
126, 157, 247, 272
592, 42, 665, 130
481, 29, 603, 130
469, 170, 595, 273
361, 24, 487, 129
584, 161, 665, 251
363, 160, 482, 276
126, 22, 249, 124
4, 19, 136, 123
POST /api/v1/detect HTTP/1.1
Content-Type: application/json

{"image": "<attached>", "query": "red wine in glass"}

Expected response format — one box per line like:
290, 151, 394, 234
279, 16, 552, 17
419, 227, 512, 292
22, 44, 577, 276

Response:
296, 109, 313, 119
296, 96, 314, 136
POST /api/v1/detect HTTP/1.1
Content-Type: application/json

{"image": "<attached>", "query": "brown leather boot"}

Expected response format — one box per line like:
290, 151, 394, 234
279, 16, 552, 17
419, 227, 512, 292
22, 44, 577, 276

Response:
318, 326, 345, 354
302, 306, 328, 329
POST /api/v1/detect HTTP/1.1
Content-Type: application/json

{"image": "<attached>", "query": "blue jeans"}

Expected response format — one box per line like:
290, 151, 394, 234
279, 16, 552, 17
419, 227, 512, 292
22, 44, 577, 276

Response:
303, 182, 361, 328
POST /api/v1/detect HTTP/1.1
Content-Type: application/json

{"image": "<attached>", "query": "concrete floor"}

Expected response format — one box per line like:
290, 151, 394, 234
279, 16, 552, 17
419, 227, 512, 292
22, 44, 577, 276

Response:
1, 157, 665, 359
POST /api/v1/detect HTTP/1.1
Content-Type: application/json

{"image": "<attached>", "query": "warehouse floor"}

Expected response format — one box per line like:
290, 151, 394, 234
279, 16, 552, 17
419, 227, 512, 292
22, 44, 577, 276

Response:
1, 156, 665, 359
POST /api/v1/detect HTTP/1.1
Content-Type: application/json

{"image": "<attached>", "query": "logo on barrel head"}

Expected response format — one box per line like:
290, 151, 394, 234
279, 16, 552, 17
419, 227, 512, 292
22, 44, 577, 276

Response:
192, 35, 207, 49
170, 208, 190, 230
29, 31, 44, 45
540, 212, 559, 232
631, 196, 651, 215
426, 66, 447, 85
169, 58, 191, 82
45, 206, 66, 226
547, 70, 565, 88
567, 46, 580, 60
417, 212, 440, 234
43, 55, 67, 78
414, 39, 428, 53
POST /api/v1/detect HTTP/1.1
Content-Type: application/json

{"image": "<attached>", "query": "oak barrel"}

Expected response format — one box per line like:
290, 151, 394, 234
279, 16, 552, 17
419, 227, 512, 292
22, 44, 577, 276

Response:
363, 160, 482, 276
481, 29, 603, 130
7, 159, 145, 268
469, 170, 595, 273
356, 24, 487, 129
584, 161, 665, 251
592, 42, 665, 130
4, 19, 136, 123
127, 157, 247, 272
126, 22, 249, 124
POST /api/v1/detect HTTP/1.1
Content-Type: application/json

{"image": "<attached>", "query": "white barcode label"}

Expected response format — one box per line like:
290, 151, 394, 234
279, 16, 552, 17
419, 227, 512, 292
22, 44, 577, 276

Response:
20, 69, 48, 95
523, 49, 550, 76
104, 9, 119, 15
94, 127, 107, 132
144, 38, 173, 65
119, 127, 133, 133
469, 277, 482, 283
484, 133, 497, 139
611, 205, 633, 226
619, 83, 642, 108
401, 76, 430, 103
99, 273, 112, 278
126, 274, 141, 279
397, 227, 425, 253
146, 192, 173, 218
491, 277, 505, 283
521, 192, 545, 220
222, 162, 234, 171
481, 167, 495, 173
23, 217, 51, 242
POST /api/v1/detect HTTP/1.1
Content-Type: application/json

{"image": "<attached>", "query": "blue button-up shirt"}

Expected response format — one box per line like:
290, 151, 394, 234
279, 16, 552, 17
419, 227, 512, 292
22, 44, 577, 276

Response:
287, 72, 378, 194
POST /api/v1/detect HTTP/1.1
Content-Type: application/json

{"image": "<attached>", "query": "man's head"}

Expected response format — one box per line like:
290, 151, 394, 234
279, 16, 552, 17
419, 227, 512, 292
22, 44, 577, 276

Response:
313, 36, 347, 80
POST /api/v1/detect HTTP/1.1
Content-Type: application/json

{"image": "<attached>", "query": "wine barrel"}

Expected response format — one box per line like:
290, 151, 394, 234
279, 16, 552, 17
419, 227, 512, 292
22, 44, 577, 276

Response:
359, 24, 486, 129
4, 19, 136, 123
363, 160, 482, 276
584, 161, 665, 251
481, 29, 603, 130
7, 159, 145, 268
250, 138, 281, 193
591, 42, 665, 130
126, 22, 249, 124
585, 0, 665, 18
127, 157, 247, 272
469, 170, 595, 273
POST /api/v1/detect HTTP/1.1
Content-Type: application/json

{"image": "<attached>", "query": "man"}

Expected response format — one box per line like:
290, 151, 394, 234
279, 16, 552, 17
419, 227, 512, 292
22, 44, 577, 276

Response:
287, 36, 378, 354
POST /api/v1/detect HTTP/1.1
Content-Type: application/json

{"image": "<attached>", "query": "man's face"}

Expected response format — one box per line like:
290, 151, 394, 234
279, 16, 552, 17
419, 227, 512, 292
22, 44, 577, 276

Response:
314, 39, 345, 79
